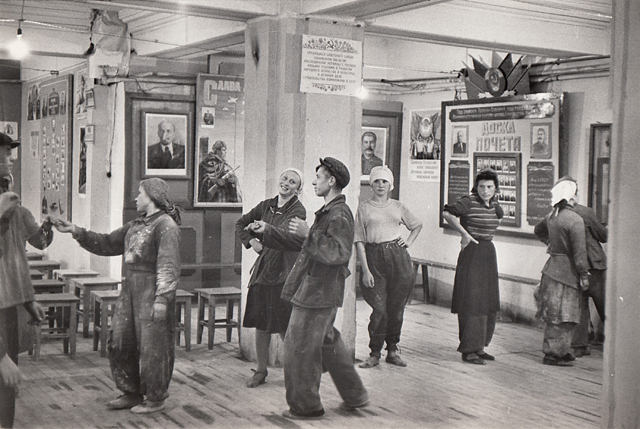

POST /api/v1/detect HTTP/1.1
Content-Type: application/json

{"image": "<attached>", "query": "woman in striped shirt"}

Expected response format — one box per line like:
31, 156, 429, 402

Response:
442, 169, 503, 365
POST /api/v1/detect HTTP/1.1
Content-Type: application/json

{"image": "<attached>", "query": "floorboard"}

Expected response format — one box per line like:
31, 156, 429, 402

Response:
15, 297, 602, 428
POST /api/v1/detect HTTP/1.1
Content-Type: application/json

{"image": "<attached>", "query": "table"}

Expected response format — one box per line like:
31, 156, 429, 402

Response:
28, 259, 62, 279
33, 293, 80, 360
92, 290, 121, 357
26, 251, 44, 261
53, 268, 100, 282
30, 269, 44, 280
70, 276, 122, 338
175, 289, 194, 351
195, 287, 241, 350
32, 279, 66, 294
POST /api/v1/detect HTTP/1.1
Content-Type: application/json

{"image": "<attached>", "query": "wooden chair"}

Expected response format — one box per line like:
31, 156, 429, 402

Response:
195, 287, 241, 350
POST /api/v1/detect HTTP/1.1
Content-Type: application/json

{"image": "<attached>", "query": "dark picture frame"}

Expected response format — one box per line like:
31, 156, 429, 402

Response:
141, 111, 190, 179
588, 123, 611, 224
530, 122, 552, 159
360, 126, 387, 182
451, 125, 469, 157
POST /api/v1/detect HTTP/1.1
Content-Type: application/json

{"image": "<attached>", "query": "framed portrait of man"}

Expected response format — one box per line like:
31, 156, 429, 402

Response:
142, 112, 189, 178
531, 123, 552, 159
360, 126, 387, 180
451, 125, 469, 157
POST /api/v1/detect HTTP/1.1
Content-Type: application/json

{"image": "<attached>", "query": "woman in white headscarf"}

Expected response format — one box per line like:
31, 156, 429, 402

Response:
235, 168, 306, 387
534, 177, 590, 366
355, 166, 423, 368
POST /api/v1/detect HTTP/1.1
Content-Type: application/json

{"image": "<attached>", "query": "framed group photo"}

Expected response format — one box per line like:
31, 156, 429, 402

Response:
141, 111, 190, 179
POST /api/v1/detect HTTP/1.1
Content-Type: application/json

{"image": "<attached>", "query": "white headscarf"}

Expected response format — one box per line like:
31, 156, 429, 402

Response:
280, 168, 304, 195
369, 166, 394, 191
551, 180, 577, 206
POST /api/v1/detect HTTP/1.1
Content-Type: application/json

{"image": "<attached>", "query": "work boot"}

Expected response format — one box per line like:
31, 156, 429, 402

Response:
131, 400, 165, 414
107, 393, 143, 410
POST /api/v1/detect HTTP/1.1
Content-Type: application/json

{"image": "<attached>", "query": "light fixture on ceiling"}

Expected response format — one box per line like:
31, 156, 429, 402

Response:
9, 0, 29, 60
9, 25, 29, 60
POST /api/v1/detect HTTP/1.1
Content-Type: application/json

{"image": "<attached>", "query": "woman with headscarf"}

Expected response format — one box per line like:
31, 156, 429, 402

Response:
235, 168, 306, 387
198, 140, 241, 203
442, 169, 503, 365
355, 166, 422, 368
534, 177, 589, 366
55, 178, 181, 413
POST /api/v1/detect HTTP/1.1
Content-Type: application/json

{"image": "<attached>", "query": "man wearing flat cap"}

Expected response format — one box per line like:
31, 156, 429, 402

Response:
281, 157, 368, 420
0, 133, 53, 428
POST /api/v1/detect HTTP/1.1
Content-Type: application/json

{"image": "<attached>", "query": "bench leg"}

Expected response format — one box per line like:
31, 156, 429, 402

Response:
197, 296, 205, 344
208, 300, 215, 350
226, 300, 233, 342
34, 325, 41, 361
185, 301, 192, 352
235, 299, 241, 344
70, 304, 77, 359
422, 264, 431, 304
100, 305, 109, 358
93, 301, 101, 352
176, 302, 183, 347
83, 291, 91, 338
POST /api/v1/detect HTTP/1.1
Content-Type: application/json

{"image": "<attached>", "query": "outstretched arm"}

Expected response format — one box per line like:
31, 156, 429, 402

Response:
56, 219, 128, 256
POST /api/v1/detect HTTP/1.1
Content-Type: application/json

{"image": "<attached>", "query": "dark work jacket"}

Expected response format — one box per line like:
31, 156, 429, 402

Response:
573, 203, 607, 270
282, 194, 353, 309
73, 211, 180, 314
534, 206, 589, 288
236, 196, 306, 286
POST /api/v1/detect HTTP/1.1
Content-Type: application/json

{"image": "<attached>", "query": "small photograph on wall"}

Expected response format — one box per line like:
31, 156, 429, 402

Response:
79, 127, 88, 195
531, 123, 552, 159
410, 111, 441, 160
451, 125, 469, 157
28, 84, 40, 121
143, 112, 188, 178
360, 126, 387, 179
201, 107, 215, 128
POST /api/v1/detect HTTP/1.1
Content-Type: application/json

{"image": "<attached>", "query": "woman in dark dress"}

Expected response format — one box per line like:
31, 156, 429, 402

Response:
442, 169, 503, 365
236, 168, 306, 387
55, 178, 181, 413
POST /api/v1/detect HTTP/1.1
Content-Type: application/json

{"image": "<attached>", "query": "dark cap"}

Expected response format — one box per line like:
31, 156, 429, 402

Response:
0, 133, 20, 149
317, 157, 350, 189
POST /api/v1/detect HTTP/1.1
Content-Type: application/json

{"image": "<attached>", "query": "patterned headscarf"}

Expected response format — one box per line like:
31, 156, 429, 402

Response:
140, 178, 183, 225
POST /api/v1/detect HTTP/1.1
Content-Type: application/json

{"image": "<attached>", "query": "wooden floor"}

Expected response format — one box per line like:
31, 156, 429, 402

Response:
15, 296, 602, 429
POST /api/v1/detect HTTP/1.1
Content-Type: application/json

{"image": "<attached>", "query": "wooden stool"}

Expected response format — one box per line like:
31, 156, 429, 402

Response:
70, 276, 122, 338
32, 279, 66, 294
195, 287, 241, 350
53, 269, 100, 289
175, 289, 193, 351
28, 259, 61, 279
30, 269, 44, 280
26, 251, 44, 261
411, 259, 431, 304
33, 293, 79, 360
92, 290, 121, 357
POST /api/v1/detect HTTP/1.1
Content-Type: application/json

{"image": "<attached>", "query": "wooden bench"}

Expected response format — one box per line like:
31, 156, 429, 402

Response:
26, 251, 44, 261
69, 276, 122, 338
180, 262, 242, 277
410, 257, 540, 305
195, 287, 241, 350
33, 293, 79, 360
92, 290, 121, 357
28, 260, 62, 279
175, 289, 194, 351
32, 279, 66, 294
30, 269, 44, 280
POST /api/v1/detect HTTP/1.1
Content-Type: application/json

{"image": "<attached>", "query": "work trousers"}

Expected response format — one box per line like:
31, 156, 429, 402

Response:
544, 322, 577, 359
457, 311, 496, 355
361, 241, 414, 356
572, 269, 606, 349
108, 287, 175, 402
0, 307, 18, 428
283, 306, 368, 416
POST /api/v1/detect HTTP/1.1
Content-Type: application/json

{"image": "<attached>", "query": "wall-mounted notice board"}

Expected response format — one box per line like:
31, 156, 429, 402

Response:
439, 93, 564, 237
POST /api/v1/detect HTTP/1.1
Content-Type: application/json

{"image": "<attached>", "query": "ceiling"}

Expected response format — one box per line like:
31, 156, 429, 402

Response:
0, 0, 612, 82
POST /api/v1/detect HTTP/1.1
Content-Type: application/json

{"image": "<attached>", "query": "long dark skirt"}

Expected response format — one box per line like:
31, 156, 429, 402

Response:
451, 240, 500, 315
243, 283, 292, 333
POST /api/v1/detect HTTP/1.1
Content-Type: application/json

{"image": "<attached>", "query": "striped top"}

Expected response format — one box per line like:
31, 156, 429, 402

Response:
444, 194, 503, 240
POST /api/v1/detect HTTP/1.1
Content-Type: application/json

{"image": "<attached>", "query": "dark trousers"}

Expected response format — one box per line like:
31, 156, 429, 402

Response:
0, 307, 18, 428
457, 311, 496, 355
361, 242, 414, 356
108, 290, 175, 402
283, 306, 368, 415
572, 269, 606, 349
